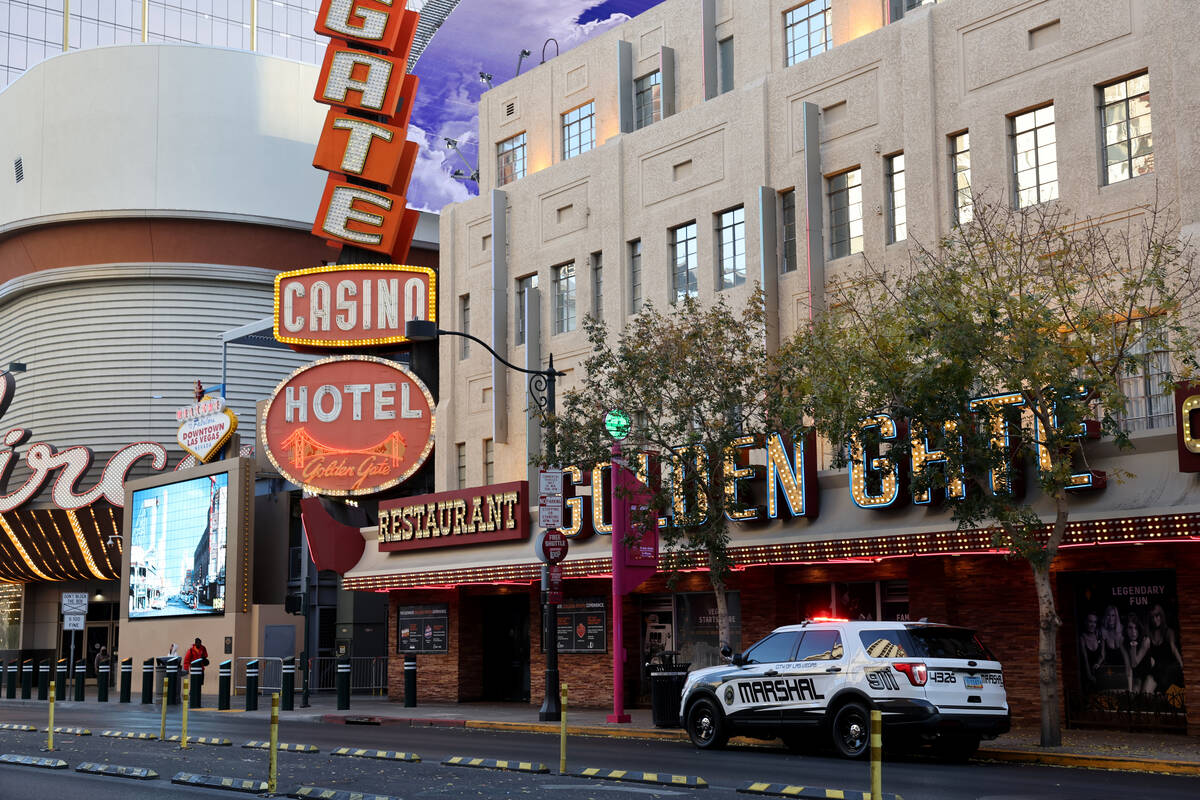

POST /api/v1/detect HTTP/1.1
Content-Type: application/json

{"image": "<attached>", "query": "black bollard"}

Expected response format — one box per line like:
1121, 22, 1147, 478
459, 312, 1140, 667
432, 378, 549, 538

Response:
120, 657, 132, 703
404, 655, 417, 708
218, 660, 231, 710
0, 660, 5, 699
140, 658, 153, 704
5, 660, 16, 699
245, 659, 259, 712
20, 659, 31, 699
56, 659, 68, 700
336, 657, 350, 711
37, 659, 49, 701
166, 657, 180, 706
189, 663, 202, 708
74, 660, 85, 702
97, 660, 110, 702
280, 657, 295, 712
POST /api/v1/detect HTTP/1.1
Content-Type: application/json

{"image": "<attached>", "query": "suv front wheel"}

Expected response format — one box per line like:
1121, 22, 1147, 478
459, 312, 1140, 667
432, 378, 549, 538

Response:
685, 698, 729, 750
829, 701, 871, 759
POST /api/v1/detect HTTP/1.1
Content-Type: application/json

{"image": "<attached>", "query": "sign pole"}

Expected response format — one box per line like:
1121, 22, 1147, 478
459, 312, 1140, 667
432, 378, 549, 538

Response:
607, 444, 630, 723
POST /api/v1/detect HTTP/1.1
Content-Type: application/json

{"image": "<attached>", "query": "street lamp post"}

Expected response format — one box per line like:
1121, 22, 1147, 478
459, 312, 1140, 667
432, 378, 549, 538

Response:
405, 320, 567, 721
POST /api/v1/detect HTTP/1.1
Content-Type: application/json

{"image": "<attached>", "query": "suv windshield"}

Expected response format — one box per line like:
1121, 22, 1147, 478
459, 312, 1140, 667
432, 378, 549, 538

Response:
906, 626, 994, 660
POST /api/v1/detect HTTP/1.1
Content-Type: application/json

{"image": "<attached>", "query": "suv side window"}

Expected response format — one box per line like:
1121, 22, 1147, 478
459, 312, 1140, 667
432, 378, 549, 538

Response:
742, 632, 801, 664
795, 629, 843, 661
859, 629, 910, 658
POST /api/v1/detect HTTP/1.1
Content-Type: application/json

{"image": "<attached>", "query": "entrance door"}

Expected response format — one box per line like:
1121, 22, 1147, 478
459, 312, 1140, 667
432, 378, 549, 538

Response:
85, 624, 109, 678
481, 595, 529, 702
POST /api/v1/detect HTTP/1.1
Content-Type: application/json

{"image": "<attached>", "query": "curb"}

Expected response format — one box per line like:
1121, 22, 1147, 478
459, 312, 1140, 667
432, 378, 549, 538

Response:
0, 723, 35, 732
976, 748, 1200, 776
290, 787, 402, 800
75, 762, 159, 780
442, 756, 548, 773
100, 730, 157, 740
44, 727, 90, 736
331, 747, 420, 762
0, 753, 68, 769
171, 772, 268, 793
242, 740, 319, 753
577, 767, 707, 788
166, 735, 232, 746
739, 785, 900, 800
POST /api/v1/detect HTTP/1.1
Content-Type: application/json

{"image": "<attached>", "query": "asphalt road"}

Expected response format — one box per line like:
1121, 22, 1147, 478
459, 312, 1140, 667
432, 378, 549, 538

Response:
0, 702, 1194, 799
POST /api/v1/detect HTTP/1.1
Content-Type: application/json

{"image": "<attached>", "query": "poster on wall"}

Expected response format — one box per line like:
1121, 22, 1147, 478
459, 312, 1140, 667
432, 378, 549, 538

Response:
128, 473, 228, 619
1073, 570, 1185, 718
676, 591, 741, 670
397, 604, 448, 653
553, 598, 607, 654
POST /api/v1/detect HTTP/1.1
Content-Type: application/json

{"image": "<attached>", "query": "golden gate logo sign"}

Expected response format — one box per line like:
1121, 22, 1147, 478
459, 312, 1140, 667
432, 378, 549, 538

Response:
261, 356, 435, 496
312, 0, 421, 261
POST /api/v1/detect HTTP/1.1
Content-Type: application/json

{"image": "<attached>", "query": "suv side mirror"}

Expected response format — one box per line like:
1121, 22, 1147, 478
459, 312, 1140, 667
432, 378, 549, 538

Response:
720, 644, 732, 661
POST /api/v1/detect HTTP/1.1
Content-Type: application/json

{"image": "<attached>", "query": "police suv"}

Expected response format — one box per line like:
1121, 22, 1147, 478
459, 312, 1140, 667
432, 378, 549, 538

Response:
679, 619, 1009, 759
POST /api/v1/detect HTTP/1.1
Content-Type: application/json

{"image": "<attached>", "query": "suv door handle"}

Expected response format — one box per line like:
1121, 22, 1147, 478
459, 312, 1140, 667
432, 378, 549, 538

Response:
825, 666, 842, 673
763, 670, 780, 677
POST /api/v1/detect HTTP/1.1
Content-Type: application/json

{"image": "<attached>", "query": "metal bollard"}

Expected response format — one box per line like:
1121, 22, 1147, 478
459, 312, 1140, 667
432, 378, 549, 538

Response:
280, 657, 295, 712
559, 681, 568, 775
268, 693, 280, 794
0, 660, 5, 699
46, 680, 55, 752
180, 676, 190, 749
218, 660, 231, 710
4, 660, 13, 699
870, 709, 882, 800
140, 658, 154, 704
97, 659, 110, 702
166, 657, 180, 706
336, 657, 350, 711
404, 655, 416, 708
120, 657, 132, 703
159, 678, 167, 741
37, 659, 49, 701
56, 659, 69, 701
189, 664, 202, 708
74, 660, 85, 702
20, 659, 31, 699
245, 659, 259, 712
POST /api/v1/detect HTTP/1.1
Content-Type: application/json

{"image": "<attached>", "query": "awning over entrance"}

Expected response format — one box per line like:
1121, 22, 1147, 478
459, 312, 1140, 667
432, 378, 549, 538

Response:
0, 504, 122, 582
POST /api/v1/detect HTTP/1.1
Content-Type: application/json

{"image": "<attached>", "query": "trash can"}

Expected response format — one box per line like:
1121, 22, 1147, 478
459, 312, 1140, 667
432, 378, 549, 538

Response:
647, 651, 690, 728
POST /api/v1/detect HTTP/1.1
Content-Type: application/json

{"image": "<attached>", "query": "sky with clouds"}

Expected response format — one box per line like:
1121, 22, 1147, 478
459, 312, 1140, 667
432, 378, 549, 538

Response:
405, 0, 666, 213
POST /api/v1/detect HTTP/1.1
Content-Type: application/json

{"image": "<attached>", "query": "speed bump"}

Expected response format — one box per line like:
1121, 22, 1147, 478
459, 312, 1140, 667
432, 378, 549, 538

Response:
331, 747, 419, 762
442, 756, 548, 773
101, 730, 158, 740
166, 735, 232, 746
0, 724, 35, 732
577, 768, 707, 788
0, 754, 68, 769
738, 783, 903, 799
242, 740, 319, 753
290, 787, 403, 800
75, 763, 158, 780
171, 772, 268, 793
44, 726, 90, 736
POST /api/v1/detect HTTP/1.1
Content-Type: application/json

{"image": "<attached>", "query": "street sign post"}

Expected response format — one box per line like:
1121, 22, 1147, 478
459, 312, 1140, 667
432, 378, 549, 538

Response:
537, 471, 566, 723
537, 529, 568, 564
538, 468, 564, 496
61, 592, 88, 699
538, 495, 563, 529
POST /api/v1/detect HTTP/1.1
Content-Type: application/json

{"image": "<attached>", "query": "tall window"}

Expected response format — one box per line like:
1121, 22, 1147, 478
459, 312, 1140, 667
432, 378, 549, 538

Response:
780, 189, 798, 273
950, 131, 973, 225
671, 222, 699, 303
562, 101, 595, 159
784, 1, 831, 67
553, 262, 576, 334
591, 252, 604, 318
456, 443, 467, 489
483, 439, 495, 485
629, 239, 643, 314
717, 207, 746, 289
1117, 318, 1172, 431
718, 37, 735, 94
1100, 73, 1152, 185
515, 274, 538, 345
634, 72, 661, 130
885, 153, 906, 244
496, 132, 526, 186
828, 168, 863, 258
1011, 105, 1058, 208
459, 294, 470, 359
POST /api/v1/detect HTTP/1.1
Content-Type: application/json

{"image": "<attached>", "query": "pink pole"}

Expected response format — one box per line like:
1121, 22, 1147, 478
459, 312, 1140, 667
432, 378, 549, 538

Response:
607, 444, 630, 723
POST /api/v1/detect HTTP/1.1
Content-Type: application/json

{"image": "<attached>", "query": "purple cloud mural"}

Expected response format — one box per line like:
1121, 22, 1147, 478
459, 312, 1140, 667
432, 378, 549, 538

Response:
406, 0, 666, 212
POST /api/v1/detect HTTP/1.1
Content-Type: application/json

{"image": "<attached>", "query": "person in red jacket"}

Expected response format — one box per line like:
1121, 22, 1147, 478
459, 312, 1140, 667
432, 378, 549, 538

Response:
183, 637, 209, 694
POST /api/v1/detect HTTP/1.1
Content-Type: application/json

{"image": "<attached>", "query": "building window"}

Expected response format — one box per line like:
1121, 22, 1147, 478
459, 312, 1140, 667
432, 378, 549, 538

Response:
1100, 73, 1152, 185
456, 443, 467, 489
885, 153, 906, 244
629, 239, 643, 314
634, 72, 661, 130
780, 189, 798, 273
562, 101, 595, 160
459, 294, 470, 359
828, 168, 863, 259
671, 222, 699, 303
483, 439, 495, 485
515, 274, 538, 346
1011, 105, 1058, 208
496, 132, 526, 186
553, 262, 576, 334
784, 1, 831, 67
591, 252, 604, 318
950, 131, 973, 225
1117, 318, 1173, 432
718, 37, 734, 94
717, 207, 746, 290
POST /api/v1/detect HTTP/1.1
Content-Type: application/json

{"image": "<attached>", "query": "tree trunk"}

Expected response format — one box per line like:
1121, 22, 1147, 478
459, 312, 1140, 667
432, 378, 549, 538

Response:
709, 556, 730, 654
1032, 562, 1062, 747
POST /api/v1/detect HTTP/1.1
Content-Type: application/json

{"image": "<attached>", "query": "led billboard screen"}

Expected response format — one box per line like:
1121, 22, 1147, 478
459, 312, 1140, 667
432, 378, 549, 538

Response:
128, 472, 228, 619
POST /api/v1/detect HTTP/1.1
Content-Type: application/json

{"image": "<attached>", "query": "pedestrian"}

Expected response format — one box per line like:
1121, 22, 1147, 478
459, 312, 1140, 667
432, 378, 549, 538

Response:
94, 645, 108, 677
184, 637, 209, 696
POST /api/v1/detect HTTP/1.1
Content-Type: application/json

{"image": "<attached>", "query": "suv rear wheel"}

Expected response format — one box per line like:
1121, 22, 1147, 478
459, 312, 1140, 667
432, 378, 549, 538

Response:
829, 701, 871, 759
685, 698, 729, 750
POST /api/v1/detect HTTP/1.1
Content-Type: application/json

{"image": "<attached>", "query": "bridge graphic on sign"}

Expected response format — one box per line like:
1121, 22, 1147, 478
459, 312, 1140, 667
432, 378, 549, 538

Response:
279, 429, 407, 468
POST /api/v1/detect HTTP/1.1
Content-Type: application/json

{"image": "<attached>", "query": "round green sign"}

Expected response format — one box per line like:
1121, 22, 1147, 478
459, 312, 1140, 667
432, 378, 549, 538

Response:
604, 409, 631, 440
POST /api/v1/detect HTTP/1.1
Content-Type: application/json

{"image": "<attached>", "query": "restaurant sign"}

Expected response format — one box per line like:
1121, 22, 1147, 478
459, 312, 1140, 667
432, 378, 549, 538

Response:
378, 481, 529, 552
260, 355, 434, 496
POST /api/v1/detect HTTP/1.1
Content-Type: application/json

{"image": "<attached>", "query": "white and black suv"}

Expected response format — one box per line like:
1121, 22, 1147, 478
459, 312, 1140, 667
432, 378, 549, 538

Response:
679, 619, 1009, 759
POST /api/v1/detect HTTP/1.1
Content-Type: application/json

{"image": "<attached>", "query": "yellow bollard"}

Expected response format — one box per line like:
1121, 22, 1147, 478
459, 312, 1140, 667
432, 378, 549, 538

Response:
869, 709, 882, 800
268, 692, 280, 794
559, 682, 567, 775
46, 680, 55, 751
180, 676, 190, 749
160, 677, 168, 741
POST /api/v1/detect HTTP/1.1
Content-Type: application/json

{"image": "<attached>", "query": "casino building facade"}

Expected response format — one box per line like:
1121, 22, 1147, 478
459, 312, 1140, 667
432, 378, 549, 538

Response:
341, 0, 1200, 736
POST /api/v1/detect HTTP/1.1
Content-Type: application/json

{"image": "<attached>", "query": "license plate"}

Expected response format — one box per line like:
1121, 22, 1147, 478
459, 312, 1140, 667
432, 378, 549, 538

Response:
964, 675, 984, 690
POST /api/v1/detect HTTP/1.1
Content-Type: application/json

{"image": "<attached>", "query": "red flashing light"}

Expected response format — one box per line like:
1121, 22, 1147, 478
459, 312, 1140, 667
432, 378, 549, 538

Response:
893, 662, 928, 687
808, 616, 850, 623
